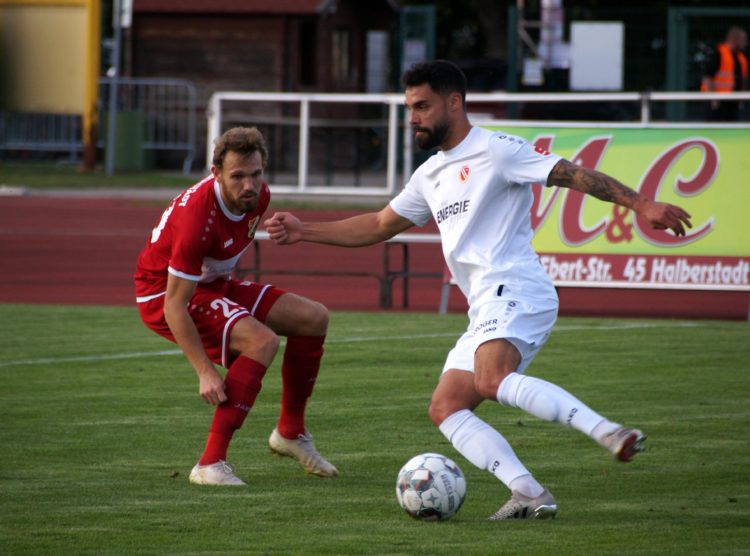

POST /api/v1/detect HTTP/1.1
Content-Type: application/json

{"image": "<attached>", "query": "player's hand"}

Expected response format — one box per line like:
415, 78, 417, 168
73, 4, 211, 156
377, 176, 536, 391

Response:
264, 212, 302, 244
639, 200, 692, 237
198, 366, 227, 405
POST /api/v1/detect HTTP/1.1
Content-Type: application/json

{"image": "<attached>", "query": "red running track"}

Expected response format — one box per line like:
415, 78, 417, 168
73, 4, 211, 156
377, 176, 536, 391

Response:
0, 195, 464, 313
2, 195, 746, 319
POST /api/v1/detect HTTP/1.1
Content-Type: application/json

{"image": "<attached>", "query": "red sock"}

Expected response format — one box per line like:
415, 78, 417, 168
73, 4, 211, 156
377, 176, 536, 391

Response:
277, 336, 325, 439
198, 357, 267, 465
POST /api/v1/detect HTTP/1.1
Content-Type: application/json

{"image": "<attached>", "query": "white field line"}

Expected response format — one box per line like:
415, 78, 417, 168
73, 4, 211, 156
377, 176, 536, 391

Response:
0, 321, 700, 369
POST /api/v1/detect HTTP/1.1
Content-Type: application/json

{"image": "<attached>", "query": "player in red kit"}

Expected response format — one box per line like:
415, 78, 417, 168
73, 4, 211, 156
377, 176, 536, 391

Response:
135, 127, 337, 485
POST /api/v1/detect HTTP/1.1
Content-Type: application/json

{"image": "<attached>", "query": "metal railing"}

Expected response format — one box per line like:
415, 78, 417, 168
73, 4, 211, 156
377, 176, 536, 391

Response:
206, 90, 750, 196
0, 112, 82, 156
206, 92, 406, 196
99, 77, 197, 174
0, 77, 197, 174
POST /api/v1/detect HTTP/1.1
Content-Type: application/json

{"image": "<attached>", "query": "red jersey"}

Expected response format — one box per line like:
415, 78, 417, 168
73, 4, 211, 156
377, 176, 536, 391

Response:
134, 176, 270, 300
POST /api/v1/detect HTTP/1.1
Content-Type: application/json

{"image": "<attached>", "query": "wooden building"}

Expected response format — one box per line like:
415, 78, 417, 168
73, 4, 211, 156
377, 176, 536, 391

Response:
131, 0, 399, 98
130, 0, 400, 170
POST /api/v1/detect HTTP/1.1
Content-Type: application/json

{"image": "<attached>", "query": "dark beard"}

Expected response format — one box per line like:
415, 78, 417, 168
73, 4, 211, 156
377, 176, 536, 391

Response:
414, 120, 450, 150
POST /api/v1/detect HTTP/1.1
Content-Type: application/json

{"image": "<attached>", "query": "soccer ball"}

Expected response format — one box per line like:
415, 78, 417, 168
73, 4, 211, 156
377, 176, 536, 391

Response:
395, 452, 466, 521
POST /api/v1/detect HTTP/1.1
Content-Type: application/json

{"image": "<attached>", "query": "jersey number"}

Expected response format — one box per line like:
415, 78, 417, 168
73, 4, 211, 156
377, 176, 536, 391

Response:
210, 298, 243, 318
150, 202, 175, 243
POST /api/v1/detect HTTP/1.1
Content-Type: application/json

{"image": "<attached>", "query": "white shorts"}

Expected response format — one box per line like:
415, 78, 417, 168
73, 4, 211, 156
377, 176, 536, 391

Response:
442, 295, 558, 375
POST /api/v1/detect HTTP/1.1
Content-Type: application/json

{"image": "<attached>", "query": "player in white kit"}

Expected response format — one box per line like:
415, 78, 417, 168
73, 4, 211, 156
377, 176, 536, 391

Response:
264, 61, 692, 519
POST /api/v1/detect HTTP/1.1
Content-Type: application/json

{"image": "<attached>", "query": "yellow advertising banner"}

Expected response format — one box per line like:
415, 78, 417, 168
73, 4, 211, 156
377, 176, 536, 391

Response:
487, 126, 750, 291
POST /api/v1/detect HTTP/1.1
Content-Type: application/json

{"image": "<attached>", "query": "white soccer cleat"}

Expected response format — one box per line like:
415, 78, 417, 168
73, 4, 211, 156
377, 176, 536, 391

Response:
488, 488, 558, 521
268, 428, 339, 477
189, 460, 247, 486
600, 427, 647, 462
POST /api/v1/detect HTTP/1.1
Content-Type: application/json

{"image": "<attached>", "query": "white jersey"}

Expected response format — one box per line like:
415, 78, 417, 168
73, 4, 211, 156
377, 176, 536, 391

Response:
390, 126, 561, 308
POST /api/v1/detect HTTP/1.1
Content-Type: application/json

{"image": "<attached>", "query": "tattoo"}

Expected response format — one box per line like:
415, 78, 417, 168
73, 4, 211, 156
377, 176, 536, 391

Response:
549, 159, 642, 209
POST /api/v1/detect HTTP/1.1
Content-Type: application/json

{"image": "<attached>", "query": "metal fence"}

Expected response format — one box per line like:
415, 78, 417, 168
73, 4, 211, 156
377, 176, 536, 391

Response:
206, 89, 750, 196
99, 77, 197, 174
0, 112, 83, 156
0, 77, 197, 174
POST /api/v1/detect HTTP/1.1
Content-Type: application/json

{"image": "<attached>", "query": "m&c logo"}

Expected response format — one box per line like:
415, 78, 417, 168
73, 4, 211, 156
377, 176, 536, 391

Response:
459, 165, 470, 183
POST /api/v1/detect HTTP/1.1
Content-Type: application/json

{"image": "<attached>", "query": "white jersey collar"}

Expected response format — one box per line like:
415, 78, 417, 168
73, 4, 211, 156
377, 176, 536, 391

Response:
213, 180, 245, 222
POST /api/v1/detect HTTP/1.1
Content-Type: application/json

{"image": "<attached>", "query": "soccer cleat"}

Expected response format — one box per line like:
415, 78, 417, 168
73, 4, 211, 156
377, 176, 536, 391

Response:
268, 428, 339, 477
189, 460, 246, 486
600, 427, 647, 462
488, 489, 558, 521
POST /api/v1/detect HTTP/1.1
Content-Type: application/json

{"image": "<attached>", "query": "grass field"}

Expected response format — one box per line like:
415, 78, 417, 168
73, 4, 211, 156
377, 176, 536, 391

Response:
1, 305, 748, 555
0, 161, 192, 190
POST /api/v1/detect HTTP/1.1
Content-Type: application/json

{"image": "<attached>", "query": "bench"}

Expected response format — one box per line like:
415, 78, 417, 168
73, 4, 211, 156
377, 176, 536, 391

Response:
235, 231, 444, 309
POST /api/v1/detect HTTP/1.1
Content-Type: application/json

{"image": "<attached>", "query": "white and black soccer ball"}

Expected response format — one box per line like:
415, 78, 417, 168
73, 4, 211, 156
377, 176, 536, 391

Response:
395, 452, 466, 521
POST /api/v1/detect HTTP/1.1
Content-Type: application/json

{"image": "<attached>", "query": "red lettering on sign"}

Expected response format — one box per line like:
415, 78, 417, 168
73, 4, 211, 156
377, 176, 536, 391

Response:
634, 139, 716, 247
559, 137, 612, 246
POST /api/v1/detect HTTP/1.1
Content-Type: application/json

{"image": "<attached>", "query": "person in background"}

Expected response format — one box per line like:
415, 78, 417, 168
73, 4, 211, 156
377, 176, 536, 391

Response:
702, 26, 748, 121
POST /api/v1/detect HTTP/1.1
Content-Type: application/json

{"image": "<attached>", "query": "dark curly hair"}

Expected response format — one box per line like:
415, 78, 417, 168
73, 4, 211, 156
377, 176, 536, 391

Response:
401, 60, 467, 106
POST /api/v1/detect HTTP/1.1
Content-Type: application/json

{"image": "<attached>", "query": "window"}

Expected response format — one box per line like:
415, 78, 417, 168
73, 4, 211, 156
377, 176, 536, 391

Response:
299, 21, 317, 86
332, 28, 350, 83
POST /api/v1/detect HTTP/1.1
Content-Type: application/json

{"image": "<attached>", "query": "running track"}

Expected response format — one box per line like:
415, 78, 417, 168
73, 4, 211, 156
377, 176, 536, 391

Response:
0, 194, 458, 312
1, 194, 746, 319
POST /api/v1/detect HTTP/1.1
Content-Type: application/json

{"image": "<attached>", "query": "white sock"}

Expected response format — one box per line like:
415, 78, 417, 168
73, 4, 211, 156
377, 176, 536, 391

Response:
509, 474, 544, 499
591, 419, 621, 443
497, 372, 614, 437
438, 409, 543, 497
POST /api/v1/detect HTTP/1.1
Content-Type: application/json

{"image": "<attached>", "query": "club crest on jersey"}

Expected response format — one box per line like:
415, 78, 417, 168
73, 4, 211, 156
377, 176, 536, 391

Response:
459, 165, 470, 183
248, 216, 259, 239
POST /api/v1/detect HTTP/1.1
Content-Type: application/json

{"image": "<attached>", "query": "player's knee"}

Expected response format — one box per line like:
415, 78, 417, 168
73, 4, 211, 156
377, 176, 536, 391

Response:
308, 300, 329, 335
427, 400, 443, 426
236, 327, 280, 363
257, 329, 281, 361
298, 299, 329, 336
428, 396, 456, 426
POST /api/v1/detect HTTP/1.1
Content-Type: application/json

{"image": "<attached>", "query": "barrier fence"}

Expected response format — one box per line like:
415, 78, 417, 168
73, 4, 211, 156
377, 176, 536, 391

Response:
0, 77, 197, 174
99, 77, 197, 174
205, 90, 750, 195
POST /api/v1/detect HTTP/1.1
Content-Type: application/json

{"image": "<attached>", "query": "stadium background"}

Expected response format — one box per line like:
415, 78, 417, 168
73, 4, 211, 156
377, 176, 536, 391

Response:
1, 0, 749, 320
1, 5, 748, 553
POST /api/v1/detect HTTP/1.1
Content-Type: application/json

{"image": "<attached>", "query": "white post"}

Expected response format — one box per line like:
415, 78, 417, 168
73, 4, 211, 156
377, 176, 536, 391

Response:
640, 91, 650, 125
298, 98, 310, 191
206, 94, 221, 172
386, 99, 398, 195
402, 105, 413, 183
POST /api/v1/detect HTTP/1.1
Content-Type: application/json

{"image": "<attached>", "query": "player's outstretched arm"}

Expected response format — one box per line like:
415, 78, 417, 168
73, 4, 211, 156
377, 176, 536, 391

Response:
548, 159, 693, 237
264, 205, 414, 247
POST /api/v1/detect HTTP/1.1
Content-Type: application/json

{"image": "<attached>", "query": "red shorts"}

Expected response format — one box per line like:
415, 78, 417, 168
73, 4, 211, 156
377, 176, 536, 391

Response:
137, 278, 285, 368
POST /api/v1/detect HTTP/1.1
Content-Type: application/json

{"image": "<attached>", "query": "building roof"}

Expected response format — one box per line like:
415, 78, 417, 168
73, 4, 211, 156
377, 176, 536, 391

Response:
133, 0, 388, 14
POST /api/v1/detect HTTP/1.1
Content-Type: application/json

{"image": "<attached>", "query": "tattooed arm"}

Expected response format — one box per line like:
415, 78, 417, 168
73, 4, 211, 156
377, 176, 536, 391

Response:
548, 159, 693, 237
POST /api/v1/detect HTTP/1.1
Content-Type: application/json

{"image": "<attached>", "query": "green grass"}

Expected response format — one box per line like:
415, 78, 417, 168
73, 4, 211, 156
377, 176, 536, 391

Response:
1, 305, 748, 555
0, 161, 192, 190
